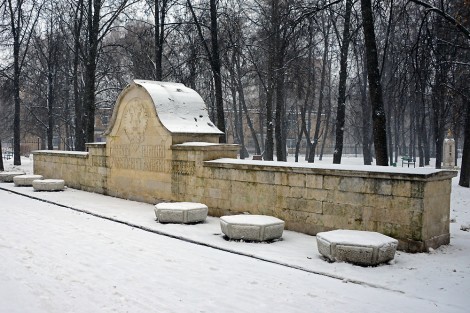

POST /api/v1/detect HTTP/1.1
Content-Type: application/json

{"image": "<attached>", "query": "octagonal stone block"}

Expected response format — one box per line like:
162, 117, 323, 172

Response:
220, 215, 285, 242
0, 171, 25, 182
32, 179, 65, 191
14, 174, 44, 187
154, 202, 208, 224
316, 229, 398, 266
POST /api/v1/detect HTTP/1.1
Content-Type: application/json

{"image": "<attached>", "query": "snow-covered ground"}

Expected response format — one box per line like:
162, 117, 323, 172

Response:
0, 155, 469, 312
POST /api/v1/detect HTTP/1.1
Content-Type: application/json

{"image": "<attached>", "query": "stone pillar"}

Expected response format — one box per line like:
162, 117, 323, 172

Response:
443, 130, 456, 169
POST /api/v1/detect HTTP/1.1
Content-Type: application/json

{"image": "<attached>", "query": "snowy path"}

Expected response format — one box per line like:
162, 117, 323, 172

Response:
0, 189, 464, 313
0, 190, 458, 312
1, 180, 469, 311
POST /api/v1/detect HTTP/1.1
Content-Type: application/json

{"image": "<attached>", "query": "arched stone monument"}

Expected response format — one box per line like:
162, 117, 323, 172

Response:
103, 80, 235, 201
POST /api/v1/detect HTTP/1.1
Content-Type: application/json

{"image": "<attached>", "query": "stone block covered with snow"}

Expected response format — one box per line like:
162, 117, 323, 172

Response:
154, 202, 208, 224
14, 174, 43, 187
220, 215, 285, 242
0, 171, 25, 182
316, 229, 398, 266
32, 179, 65, 191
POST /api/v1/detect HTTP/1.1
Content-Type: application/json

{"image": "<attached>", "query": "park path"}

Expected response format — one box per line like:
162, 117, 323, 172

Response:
0, 188, 461, 313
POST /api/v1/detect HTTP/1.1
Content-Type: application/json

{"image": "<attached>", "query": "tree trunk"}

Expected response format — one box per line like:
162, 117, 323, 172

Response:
13, 39, 21, 165
275, 71, 286, 161
263, 0, 279, 161
264, 82, 274, 161
0, 139, 4, 171
209, 0, 226, 143
360, 0, 388, 166
47, 68, 54, 150
358, 46, 372, 165
272, 0, 286, 161
154, 0, 167, 81
333, 0, 353, 164
235, 53, 260, 155
228, 55, 247, 158
258, 78, 265, 153
309, 22, 330, 163
432, 73, 445, 169
459, 101, 470, 187
8, 0, 21, 165
83, 0, 101, 145
73, 0, 85, 151
187, 0, 226, 142
320, 57, 333, 161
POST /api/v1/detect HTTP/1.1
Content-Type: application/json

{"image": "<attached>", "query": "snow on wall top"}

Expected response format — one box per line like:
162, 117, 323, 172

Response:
134, 80, 223, 134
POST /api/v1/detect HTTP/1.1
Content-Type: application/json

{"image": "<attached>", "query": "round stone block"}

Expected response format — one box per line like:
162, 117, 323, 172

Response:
14, 174, 44, 187
32, 179, 65, 191
154, 202, 208, 224
316, 229, 398, 266
0, 171, 25, 183
220, 215, 285, 242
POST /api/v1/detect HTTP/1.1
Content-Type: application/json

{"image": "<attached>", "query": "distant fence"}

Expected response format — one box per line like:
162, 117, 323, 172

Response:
246, 144, 365, 157
2, 138, 41, 159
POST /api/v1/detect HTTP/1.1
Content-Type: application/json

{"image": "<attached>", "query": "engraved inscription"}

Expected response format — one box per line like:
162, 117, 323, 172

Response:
172, 160, 195, 175
109, 141, 173, 173
143, 159, 169, 172
111, 157, 143, 170
141, 145, 165, 158
110, 155, 170, 173
110, 145, 131, 156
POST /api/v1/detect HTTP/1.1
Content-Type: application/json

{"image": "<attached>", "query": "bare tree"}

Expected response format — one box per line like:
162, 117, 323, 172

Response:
360, 0, 388, 166
309, 15, 331, 163
79, 0, 137, 149
187, 0, 226, 142
152, 0, 169, 81
1, 0, 42, 165
333, 0, 353, 164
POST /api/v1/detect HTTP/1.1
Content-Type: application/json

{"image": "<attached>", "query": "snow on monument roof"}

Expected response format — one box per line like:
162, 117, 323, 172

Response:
135, 80, 223, 134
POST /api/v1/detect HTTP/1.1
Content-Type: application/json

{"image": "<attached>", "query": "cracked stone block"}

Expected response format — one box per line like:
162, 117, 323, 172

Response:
32, 179, 65, 191
154, 202, 208, 224
316, 229, 398, 266
0, 172, 25, 183
14, 175, 44, 187
220, 215, 285, 242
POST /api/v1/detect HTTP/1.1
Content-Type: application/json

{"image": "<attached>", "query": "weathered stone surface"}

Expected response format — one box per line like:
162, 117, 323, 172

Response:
220, 215, 284, 241
316, 229, 398, 266
154, 202, 208, 224
14, 174, 44, 186
0, 172, 25, 182
32, 179, 65, 191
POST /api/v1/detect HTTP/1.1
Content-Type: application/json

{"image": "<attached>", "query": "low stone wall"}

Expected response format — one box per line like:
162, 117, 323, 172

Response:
33, 143, 107, 194
172, 146, 457, 252
33, 143, 457, 252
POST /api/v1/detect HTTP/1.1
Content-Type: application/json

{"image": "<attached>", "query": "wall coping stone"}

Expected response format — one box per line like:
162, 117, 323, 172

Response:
86, 142, 106, 148
205, 158, 458, 182
33, 150, 89, 158
172, 142, 239, 151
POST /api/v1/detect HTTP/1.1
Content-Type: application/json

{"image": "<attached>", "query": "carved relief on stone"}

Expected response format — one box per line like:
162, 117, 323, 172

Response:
122, 98, 149, 145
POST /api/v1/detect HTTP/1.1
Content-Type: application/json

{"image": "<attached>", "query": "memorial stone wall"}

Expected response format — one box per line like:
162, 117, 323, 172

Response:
33, 80, 457, 252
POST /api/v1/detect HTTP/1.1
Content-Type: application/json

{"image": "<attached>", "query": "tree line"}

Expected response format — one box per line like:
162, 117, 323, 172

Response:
0, 0, 469, 187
